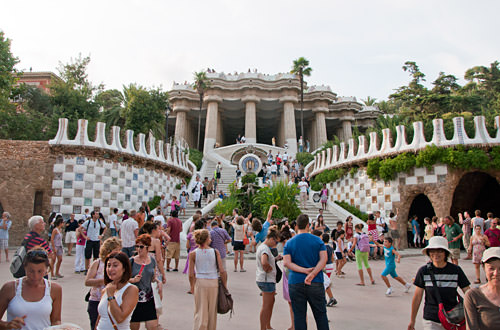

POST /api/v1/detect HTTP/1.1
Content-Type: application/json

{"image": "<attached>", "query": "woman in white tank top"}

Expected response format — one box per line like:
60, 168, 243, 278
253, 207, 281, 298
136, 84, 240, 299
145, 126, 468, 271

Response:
188, 229, 227, 330
97, 252, 138, 330
0, 249, 62, 330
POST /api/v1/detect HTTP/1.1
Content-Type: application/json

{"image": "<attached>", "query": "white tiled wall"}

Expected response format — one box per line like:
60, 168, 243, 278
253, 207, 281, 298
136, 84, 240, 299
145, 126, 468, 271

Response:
50, 155, 181, 217
328, 165, 448, 215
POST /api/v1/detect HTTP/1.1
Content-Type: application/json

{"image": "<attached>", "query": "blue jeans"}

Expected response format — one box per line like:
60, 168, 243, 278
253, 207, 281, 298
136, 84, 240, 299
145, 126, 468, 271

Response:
110, 228, 117, 236
289, 282, 329, 330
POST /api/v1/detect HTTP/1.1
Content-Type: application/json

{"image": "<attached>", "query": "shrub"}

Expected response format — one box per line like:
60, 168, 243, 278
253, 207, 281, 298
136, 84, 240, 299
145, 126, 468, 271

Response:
241, 173, 257, 185
415, 145, 444, 170
296, 152, 314, 166
366, 158, 381, 179
148, 195, 162, 210
189, 148, 203, 170
335, 201, 368, 222
252, 182, 301, 221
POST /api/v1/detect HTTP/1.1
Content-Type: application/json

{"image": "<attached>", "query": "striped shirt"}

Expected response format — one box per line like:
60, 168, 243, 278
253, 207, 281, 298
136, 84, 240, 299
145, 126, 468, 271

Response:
22, 231, 53, 254
414, 262, 470, 322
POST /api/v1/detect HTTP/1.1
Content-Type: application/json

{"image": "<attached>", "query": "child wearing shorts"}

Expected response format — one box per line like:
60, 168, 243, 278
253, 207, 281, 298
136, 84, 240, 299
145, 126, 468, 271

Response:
374, 237, 412, 296
322, 234, 337, 307
334, 230, 346, 276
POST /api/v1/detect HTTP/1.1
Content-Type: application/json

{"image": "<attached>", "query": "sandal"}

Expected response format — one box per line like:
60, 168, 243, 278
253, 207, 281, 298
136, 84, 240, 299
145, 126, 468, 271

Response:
355, 283, 365, 286
474, 280, 481, 284
240, 269, 247, 272
371, 280, 376, 285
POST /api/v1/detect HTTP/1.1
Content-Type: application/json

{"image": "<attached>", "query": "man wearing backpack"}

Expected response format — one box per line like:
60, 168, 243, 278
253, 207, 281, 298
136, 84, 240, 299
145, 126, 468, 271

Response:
82, 211, 107, 272
11, 215, 54, 278
283, 214, 329, 330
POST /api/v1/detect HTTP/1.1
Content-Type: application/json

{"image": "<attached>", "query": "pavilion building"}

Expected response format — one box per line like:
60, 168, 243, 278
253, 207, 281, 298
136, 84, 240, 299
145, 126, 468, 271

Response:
168, 71, 380, 155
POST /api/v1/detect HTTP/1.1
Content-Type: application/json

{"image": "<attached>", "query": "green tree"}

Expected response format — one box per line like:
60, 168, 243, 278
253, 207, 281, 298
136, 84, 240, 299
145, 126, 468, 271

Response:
96, 89, 125, 128
291, 57, 312, 140
193, 71, 210, 150
0, 31, 19, 109
49, 55, 102, 138
123, 84, 168, 139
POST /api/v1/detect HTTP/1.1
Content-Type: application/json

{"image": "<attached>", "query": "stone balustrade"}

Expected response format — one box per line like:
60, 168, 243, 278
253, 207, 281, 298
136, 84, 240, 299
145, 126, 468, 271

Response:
308, 115, 500, 176
49, 118, 193, 175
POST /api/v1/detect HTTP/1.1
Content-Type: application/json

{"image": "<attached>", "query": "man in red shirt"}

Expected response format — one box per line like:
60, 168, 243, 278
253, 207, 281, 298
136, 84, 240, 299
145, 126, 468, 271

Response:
166, 210, 183, 271
484, 218, 500, 247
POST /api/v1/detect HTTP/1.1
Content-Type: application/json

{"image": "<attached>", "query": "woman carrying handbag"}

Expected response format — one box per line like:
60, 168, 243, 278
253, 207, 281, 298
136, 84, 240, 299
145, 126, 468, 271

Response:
188, 229, 228, 330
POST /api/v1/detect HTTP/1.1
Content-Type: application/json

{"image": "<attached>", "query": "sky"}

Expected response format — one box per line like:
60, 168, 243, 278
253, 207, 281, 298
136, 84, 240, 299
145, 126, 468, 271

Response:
1, 0, 499, 101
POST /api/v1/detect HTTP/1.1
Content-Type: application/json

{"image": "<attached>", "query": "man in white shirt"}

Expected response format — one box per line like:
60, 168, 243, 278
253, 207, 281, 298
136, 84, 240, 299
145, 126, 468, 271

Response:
153, 206, 166, 227
120, 216, 139, 257
108, 208, 119, 237
375, 210, 387, 239
160, 194, 169, 215
82, 211, 108, 270
283, 151, 289, 163
298, 177, 309, 209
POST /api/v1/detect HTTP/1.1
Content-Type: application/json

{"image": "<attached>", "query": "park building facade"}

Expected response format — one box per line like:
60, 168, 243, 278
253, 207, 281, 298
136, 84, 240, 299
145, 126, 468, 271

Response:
168, 71, 381, 155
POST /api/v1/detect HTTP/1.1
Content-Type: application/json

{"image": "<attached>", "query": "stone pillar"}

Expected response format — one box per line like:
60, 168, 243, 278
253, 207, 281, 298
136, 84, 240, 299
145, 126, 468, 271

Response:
203, 95, 222, 154
216, 111, 224, 147
242, 96, 259, 144
314, 111, 327, 148
173, 106, 189, 144
342, 120, 352, 141
280, 97, 298, 154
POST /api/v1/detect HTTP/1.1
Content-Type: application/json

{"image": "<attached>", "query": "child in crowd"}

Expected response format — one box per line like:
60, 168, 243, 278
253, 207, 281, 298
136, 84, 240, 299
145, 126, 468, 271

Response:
74, 219, 86, 273
373, 237, 411, 296
334, 230, 346, 276
318, 233, 337, 307
423, 217, 433, 246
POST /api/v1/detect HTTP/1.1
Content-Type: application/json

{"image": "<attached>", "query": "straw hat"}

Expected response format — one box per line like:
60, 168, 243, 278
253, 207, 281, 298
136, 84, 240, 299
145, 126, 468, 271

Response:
421, 236, 452, 256
482, 247, 500, 263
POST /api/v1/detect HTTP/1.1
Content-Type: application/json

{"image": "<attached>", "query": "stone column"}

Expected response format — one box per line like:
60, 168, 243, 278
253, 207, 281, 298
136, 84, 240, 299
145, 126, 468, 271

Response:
203, 95, 222, 154
314, 110, 328, 147
173, 106, 189, 144
280, 96, 298, 154
342, 120, 352, 141
242, 95, 259, 144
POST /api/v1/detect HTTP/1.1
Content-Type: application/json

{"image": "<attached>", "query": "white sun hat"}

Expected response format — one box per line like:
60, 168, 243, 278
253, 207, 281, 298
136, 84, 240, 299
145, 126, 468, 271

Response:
482, 247, 500, 263
421, 236, 452, 256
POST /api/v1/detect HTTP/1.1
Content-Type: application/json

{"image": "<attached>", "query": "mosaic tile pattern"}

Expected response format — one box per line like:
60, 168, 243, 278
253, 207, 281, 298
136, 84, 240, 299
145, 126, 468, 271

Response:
329, 165, 448, 214
51, 155, 181, 217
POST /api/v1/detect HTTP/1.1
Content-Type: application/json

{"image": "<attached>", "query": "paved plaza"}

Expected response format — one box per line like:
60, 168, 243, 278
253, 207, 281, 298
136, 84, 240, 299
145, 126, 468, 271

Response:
0, 250, 479, 330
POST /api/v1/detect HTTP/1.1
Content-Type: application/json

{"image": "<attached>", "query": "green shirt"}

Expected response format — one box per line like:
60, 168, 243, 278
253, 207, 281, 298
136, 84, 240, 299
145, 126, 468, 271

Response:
445, 223, 463, 249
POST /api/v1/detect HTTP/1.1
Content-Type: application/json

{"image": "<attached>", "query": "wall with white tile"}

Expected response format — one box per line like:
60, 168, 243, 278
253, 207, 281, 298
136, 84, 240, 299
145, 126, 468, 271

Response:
51, 155, 181, 217
327, 164, 448, 215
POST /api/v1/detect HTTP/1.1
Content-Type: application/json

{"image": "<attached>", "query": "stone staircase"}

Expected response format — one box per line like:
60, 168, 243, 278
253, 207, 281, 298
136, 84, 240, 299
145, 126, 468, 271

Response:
300, 199, 345, 229
200, 160, 237, 195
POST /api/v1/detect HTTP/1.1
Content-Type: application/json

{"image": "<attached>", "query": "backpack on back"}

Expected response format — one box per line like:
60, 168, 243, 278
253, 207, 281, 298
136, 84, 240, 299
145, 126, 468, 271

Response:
10, 234, 34, 278
357, 233, 371, 252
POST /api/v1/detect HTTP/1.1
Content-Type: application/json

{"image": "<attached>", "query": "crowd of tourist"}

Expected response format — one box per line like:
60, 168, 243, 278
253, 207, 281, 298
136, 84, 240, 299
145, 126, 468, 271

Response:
1, 201, 500, 330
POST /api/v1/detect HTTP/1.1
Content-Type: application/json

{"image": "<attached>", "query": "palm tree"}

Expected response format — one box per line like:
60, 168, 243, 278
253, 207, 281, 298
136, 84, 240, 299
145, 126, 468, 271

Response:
291, 57, 312, 143
193, 71, 210, 150
361, 96, 377, 106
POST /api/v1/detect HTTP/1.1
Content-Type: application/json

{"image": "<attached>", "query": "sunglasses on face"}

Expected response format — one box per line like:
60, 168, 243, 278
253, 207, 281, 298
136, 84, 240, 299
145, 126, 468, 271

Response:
135, 245, 146, 249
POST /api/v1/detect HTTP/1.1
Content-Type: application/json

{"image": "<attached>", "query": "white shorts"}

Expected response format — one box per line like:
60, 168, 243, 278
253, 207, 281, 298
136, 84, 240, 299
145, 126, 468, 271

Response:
65, 231, 77, 243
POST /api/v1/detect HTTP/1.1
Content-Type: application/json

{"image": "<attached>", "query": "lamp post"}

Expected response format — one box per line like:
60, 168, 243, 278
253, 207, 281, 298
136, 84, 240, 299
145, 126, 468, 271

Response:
165, 104, 171, 144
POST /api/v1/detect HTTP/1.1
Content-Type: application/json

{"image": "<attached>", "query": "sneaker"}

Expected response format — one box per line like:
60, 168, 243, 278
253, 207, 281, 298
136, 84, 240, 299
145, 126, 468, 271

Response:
404, 283, 412, 293
326, 298, 337, 307
385, 287, 393, 296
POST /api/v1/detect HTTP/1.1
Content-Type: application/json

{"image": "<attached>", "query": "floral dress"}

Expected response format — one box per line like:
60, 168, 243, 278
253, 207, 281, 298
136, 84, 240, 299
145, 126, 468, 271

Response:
471, 236, 486, 264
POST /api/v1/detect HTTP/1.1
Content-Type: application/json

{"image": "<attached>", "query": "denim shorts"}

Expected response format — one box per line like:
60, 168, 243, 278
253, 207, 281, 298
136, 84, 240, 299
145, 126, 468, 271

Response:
256, 281, 276, 293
